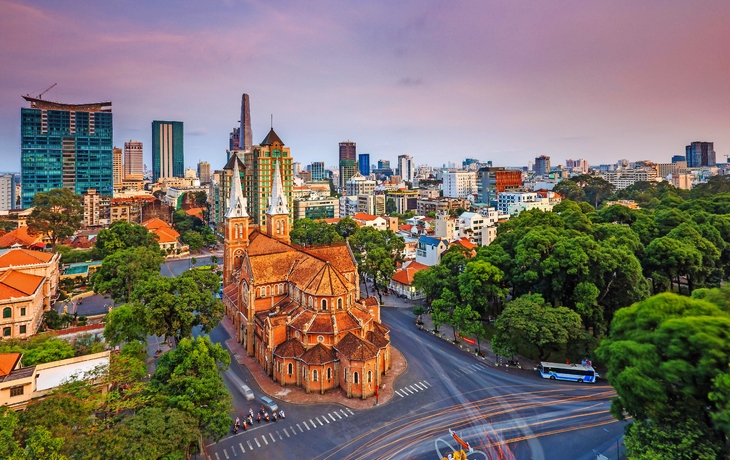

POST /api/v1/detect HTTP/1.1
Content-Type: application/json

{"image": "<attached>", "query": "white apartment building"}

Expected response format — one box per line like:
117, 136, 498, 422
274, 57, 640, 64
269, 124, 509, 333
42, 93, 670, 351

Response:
357, 194, 385, 216
442, 171, 477, 199
602, 168, 659, 190
346, 173, 376, 196
352, 212, 388, 231
415, 236, 449, 266
0, 175, 15, 212
497, 192, 555, 216
397, 155, 415, 182
433, 213, 455, 240
339, 195, 358, 218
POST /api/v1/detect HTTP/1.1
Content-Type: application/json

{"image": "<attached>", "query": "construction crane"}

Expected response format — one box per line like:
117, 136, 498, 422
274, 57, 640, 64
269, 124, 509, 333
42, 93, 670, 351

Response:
27, 83, 57, 100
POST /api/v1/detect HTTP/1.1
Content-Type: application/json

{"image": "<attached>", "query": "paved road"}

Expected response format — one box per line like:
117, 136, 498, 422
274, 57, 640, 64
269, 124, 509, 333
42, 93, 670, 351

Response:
205, 307, 625, 460
54, 293, 113, 317
160, 254, 220, 278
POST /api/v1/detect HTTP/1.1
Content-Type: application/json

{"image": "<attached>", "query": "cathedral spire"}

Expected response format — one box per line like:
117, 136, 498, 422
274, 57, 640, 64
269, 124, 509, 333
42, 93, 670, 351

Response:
226, 159, 248, 218
267, 160, 289, 216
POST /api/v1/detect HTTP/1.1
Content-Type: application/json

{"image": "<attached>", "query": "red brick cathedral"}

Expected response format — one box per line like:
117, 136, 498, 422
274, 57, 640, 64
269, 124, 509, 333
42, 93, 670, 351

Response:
222, 157, 391, 399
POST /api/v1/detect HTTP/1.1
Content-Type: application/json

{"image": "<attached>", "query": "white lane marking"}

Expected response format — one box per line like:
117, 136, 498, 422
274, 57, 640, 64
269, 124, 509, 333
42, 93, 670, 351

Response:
334, 411, 342, 419
340, 409, 349, 417
328, 413, 337, 422
247, 440, 253, 450
303, 421, 311, 430
215, 454, 220, 460
224, 449, 229, 459
421, 380, 431, 387
409, 385, 419, 392
277, 431, 282, 440
309, 418, 317, 427
318, 416, 326, 425
414, 382, 427, 391
269, 433, 276, 443
396, 390, 404, 397
239, 442, 245, 453
297, 423, 304, 432
254, 438, 261, 448
403, 387, 413, 395
284, 428, 290, 437
262, 435, 268, 445
347, 408, 354, 415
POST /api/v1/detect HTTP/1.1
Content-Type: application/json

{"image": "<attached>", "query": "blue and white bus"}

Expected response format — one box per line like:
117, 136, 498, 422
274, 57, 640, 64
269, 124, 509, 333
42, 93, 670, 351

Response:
538, 362, 598, 383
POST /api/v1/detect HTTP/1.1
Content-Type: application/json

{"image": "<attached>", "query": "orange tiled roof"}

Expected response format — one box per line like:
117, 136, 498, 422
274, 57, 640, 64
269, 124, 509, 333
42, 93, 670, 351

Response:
352, 212, 378, 221
0, 248, 54, 268
362, 297, 379, 307
335, 332, 379, 360
185, 207, 204, 218
452, 237, 477, 250
0, 270, 44, 300
273, 338, 305, 358
319, 218, 341, 225
142, 217, 170, 230
302, 244, 357, 275
300, 343, 337, 365
0, 353, 22, 377
153, 227, 180, 244
334, 312, 361, 332
307, 314, 335, 334
0, 227, 43, 248
304, 263, 351, 296
366, 330, 390, 349
391, 261, 429, 286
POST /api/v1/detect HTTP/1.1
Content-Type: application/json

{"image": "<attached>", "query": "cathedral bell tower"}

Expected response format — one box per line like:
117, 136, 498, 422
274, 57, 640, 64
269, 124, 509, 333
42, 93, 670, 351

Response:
223, 159, 249, 287
265, 160, 291, 244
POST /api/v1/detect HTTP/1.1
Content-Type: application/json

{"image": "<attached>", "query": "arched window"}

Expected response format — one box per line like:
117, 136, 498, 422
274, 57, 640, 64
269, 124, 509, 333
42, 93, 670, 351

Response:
313, 369, 318, 382
2, 307, 10, 319
327, 368, 332, 381
354, 372, 359, 384
265, 286, 270, 297
368, 370, 372, 383
308, 296, 313, 307
278, 284, 283, 295
321, 299, 327, 311
288, 363, 293, 376
2, 327, 10, 337
337, 298, 343, 310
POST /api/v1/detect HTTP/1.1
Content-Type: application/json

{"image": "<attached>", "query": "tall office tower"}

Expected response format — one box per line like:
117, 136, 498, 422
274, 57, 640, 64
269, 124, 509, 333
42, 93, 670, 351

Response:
359, 153, 370, 176
124, 141, 143, 179
397, 154, 415, 182
672, 155, 686, 163
113, 147, 123, 185
310, 161, 325, 181
152, 121, 184, 183
242, 129, 293, 227
229, 127, 240, 152
378, 159, 390, 170
292, 162, 302, 175
686, 142, 716, 167
239, 93, 253, 151
534, 155, 551, 176
198, 161, 211, 184
565, 158, 589, 174
339, 141, 357, 189
0, 174, 16, 212
20, 96, 113, 208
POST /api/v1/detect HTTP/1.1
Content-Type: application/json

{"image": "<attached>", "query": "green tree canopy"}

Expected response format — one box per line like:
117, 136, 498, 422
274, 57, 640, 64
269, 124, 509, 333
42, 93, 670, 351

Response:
290, 218, 343, 246
103, 302, 148, 347
94, 221, 160, 260
349, 227, 404, 302
26, 188, 83, 250
92, 246, 164, 303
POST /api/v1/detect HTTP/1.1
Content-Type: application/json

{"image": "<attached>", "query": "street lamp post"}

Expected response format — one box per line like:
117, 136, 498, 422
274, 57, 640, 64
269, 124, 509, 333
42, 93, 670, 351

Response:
604, 428, 620, 460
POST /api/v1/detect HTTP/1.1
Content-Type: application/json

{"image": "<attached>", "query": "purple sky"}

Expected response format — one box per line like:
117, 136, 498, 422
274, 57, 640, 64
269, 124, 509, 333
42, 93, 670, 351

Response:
2, 0, 730, 172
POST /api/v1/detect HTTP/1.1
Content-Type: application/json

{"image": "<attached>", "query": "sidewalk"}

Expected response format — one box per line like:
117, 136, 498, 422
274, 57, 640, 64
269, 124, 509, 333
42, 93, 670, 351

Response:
220, 316, 407, 410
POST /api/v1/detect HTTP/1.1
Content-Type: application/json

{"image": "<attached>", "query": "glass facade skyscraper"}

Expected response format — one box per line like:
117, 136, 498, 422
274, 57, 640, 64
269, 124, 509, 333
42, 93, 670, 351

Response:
21, 97, 113, 208
152, 121, 184, 182
358, 153, 370, 176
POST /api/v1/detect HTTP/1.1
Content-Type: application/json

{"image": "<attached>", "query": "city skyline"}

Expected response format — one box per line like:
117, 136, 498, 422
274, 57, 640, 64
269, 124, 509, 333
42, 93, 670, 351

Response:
2, 1, 730, 172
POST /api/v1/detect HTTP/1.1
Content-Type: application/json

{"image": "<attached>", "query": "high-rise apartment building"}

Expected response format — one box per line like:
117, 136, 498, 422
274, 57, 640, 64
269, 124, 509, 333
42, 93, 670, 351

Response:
442, 171, 477, 199
686, 142, 716, 168
534, 155, 551, 176
113, 147, 123, 186
229, 127, 240, 152
152, 121, 184, 183
397, 154, 415, 182
292, 162, 302, 175
477, 167, 523, 204
198, 161, 211, 184
310, 162, 326, 181
339, 141, 357, 189
359, 154, 370, 176
0, 175, 16, 212
241, 129, 294, 227
123, 141, 143, 179
20, 96, 113, 208
565, 158, 588, 173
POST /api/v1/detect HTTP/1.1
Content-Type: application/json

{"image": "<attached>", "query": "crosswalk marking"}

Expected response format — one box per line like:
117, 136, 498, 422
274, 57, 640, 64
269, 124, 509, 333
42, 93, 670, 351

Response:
254, 438, 260, 448
309, 418, 317, 427
215, 454, 220, 460
396, 390, 404, 397
303, 421, 311, 430
328, 413, 337, 422
347, 408, 354, 415
277, 431, 282, 440
269, 433, 276, 443
334, 411, 342, 419
404, 386, 414, 395
340, 409, 349, 417
247, 441, 253, 450
284, 428, 290, 437
262, 435, 268, 445
224, 448, 229, 459
415, 382, 427, 390
422, 380, 431, 387
239, 442, 245, 453
232, 444, 237, 456
297, 423, 304, 432
409, 385, 419, 392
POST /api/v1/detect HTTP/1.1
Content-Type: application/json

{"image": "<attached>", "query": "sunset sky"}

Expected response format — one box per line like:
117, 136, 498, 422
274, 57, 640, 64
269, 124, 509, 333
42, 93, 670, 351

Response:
1, 0, 729, 172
